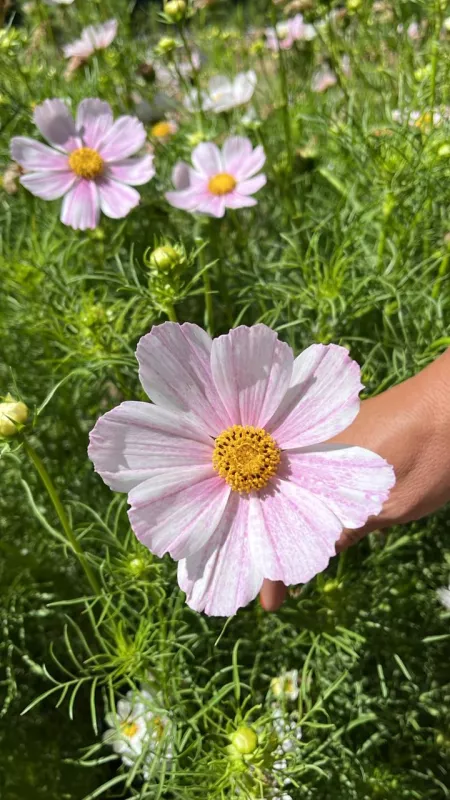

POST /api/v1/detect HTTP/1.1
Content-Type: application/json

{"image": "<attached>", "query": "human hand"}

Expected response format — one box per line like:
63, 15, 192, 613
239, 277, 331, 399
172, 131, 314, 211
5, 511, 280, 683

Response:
260, 349, 450, 611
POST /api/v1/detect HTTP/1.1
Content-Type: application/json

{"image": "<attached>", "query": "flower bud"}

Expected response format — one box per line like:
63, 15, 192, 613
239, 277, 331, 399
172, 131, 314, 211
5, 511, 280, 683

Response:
230, 726, 258, 755
155, 36, 178, 57
164, 0, 187, 21
0, 396, 28, 437
148, 245, 182, 272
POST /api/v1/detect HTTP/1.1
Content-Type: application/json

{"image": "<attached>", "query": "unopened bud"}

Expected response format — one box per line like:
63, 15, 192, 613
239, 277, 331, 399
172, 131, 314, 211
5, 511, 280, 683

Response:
230, 726, 258, 755
149, 245, 182, 271
0, 396, 28, 437
155, 36, 178, 56
164, 0, 187, 21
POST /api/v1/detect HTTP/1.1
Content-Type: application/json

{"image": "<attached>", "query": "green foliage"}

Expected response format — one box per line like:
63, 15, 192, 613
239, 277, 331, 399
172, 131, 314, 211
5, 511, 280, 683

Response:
1, 0, 450, 798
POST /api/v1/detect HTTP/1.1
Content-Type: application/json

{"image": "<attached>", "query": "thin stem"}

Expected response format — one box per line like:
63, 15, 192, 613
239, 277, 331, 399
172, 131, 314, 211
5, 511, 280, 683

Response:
178, 26, 205, 132
165, 301, 178, 322
202, 263, 214, 336
271, 9, 293, 167
430, 0, 442, 110
23, 440, 101, 598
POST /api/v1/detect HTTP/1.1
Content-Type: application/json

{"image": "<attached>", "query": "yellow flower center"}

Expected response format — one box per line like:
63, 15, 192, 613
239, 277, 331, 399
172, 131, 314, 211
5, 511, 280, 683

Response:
414, 112, 433, 130
151, 121, 173, 138
208, 172, 237, 195
212, 425, 281, 493
68, 147, 104, 179
121, 720, 139, 738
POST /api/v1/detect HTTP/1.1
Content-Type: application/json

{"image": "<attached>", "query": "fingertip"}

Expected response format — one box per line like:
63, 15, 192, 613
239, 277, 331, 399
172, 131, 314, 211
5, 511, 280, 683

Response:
259, 579, 287, 611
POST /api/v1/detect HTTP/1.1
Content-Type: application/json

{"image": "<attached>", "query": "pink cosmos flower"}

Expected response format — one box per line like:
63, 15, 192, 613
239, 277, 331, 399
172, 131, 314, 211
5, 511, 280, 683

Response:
266, 13, 316, 51
88, 323, 395, 617
10, 98, 155, 230
165, 136, 266, 218
311, 67, 337, 93
63, 19, 117, 59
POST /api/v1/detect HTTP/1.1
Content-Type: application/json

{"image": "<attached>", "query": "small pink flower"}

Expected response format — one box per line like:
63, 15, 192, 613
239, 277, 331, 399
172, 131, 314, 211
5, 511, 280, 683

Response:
165, 136, 266, 218
266, 13, 316, 51
63, 19, 117, 60
11, 98, 155, 230
88, 323, 395, 617
312, 67, 337, 93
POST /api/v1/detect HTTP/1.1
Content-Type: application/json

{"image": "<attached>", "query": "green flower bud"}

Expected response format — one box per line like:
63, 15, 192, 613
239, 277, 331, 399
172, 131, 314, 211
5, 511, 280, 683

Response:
149, 245, 182, 272
155, 36, 178, 57
164, 0, 187, 22
438, 143, 450, 157
0, 396, 28, 437
347, 0, 362, 10
230, 726, 258, 755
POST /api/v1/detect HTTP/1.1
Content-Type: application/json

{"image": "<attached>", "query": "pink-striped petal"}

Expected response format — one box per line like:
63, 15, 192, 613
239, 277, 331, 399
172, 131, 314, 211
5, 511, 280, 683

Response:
210, 325, 293, 428
172, 161, 191, 190
196, 193, 226, 217
222, 136, 253, 174
76, 98, 113, 149
249, 479, 342, 585
178, 493, 263, 616
33, 99, 80, 152
224, 193, 258, 209
165, 188, 201, 211
20, 170, 76, 200
136, 322, 231, 435
128, 474, 230, 560
107, 155, 155, 186
60, 179, 100, 229
191, 142, 223, 176
267, 344, 363, 449
98, 179, 140, 219
287, 445, 395, 529
63, 39, 93, 59
238, 174, 267, 195
97, 116, 147, 161
88, 401, 214, 493
235, 145, 266, 180
10, 137, 69, 171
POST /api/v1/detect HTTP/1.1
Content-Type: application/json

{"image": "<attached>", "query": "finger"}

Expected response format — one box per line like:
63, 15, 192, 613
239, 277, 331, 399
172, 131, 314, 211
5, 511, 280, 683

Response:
259, 579, 287, 611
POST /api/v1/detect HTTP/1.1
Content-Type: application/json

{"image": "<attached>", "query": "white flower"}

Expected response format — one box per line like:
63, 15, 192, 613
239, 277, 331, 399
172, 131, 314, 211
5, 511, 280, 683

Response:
185, 71, 257, 113
437, 585, 450, 610
270, 670, 299, 701
103, 687, 172, 770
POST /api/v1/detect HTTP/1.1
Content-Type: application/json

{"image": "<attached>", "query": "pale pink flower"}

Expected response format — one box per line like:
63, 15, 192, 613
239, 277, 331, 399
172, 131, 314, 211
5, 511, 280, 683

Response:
165, 136, 266, 218
63, 19, 117, 59
88, 323, 395, 617
11, 98, 155, 230
266, 13, 316, 51
312, 67, 337, 93
184, 71, 257, 113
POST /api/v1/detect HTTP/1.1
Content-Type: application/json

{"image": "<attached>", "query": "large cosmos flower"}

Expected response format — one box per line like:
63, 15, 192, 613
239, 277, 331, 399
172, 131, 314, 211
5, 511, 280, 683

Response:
10, 98, 155, 230
63, 19, 118, 59
165, 136, 266, 217
266, 14, 316, 51
184, 71, 257, 113
88, 323, 395, 617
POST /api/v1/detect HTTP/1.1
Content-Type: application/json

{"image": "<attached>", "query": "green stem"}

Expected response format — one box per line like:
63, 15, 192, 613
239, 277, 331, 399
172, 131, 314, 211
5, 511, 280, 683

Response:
202, 263, 214, 336
270, 9, 293, 166
432, 252, 449, 300
178, 26, 205, 132
430, 1, 442, 110
23, 440, 101, 598
165, 301, 178, 322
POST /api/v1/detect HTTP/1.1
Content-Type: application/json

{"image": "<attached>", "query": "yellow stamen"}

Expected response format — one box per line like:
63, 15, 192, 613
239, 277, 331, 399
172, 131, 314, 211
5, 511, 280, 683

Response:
151, 121, 174, 138
121, 720, 139, 738
208, 172, 237, 195
414, 112, 433, 130
153, 716, 165, 740
68, 147, 104, 179
212, 425, 281, 493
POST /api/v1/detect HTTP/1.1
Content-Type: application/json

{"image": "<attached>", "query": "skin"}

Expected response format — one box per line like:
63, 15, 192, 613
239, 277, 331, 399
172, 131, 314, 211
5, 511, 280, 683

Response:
260, 349, 450, 612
